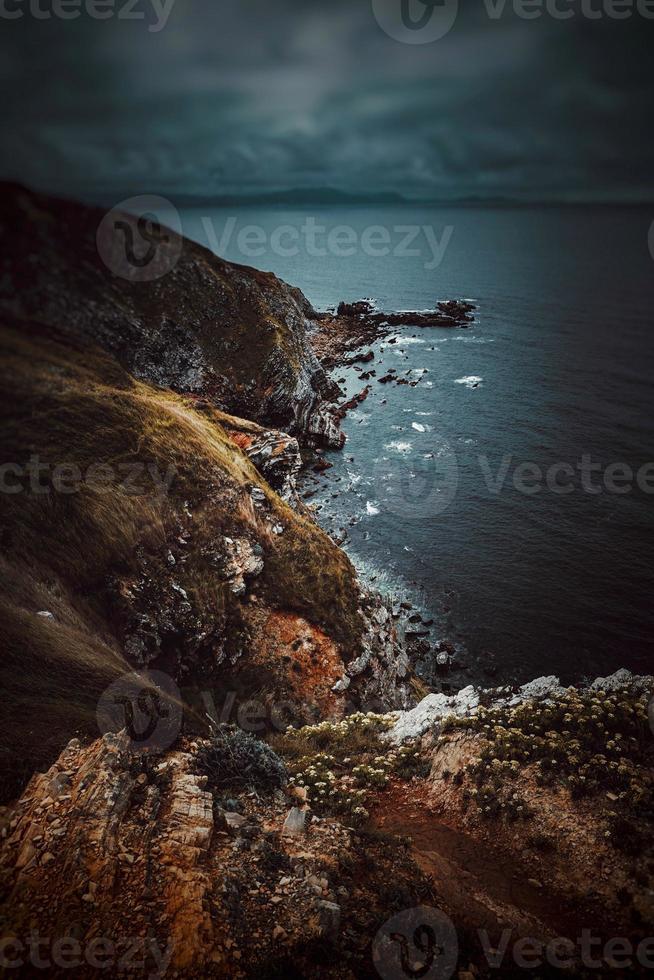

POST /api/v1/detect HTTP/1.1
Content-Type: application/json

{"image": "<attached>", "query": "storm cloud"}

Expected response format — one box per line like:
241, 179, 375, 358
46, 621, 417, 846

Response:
0, 0, 652, 201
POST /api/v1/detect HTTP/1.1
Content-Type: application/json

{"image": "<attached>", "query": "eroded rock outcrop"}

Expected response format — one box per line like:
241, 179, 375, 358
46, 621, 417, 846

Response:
384, 668, 653, 744
311, 298, 476, 369
0, 732, 434, 978
220, 415, 303, 501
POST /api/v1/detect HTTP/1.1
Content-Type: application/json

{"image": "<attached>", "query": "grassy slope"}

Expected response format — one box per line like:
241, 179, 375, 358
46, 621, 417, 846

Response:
0, 320, 360, 799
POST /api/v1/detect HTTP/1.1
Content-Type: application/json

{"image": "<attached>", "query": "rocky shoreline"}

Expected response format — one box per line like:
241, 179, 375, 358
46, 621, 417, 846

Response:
310, 298, 476, 370
301, 295, 480, 692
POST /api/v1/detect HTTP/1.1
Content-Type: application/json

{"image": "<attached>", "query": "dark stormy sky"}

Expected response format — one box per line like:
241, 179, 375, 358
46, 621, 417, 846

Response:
1, 0, 653, 202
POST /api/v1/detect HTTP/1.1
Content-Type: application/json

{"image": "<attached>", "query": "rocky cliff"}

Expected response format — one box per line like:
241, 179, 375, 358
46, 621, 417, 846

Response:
0, 314, 413, 803
7, 184, 650, 978
0, 184, 343, 448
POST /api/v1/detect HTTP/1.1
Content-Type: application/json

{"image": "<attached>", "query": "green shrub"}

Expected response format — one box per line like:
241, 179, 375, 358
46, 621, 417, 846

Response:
195, 726, 287, 794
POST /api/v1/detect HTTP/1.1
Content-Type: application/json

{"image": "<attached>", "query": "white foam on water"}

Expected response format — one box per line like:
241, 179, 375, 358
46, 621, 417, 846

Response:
412, 422, 426, 433
385, 440, 413, 454
454, 375, 483, 388
366, 501, 380, 516
387, 334, 426, 344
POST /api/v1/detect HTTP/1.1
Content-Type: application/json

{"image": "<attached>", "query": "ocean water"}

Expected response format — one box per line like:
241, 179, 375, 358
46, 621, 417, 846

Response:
181, 206, 654, 686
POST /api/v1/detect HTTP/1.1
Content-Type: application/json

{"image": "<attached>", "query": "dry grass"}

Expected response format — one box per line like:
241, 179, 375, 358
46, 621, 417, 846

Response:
0, 320, 363, 799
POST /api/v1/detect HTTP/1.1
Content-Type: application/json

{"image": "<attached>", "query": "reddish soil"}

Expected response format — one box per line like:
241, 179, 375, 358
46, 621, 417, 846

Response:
369, 782, 600, 953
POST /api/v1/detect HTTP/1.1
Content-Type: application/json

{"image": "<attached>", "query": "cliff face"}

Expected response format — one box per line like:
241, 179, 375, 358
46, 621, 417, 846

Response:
0, 184, 343, 447
0, 315, 411, 802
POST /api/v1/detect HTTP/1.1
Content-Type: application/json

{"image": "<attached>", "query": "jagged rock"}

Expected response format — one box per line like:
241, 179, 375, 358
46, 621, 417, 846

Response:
505, 675, 564, 704
224, 812, 248, 830
385, 687, 480, 744
332, 676, 351, 693
297, 398, 345, 449
250, 486, 267, 507
282, 808, 306, 836
226, 422, 303, 500
221, 537, 264, 595
590, 668, 653, 693
387, 670, 654, 744
345, 593, 412, 711
0, 734, 215, 970
245, 431, 302, 499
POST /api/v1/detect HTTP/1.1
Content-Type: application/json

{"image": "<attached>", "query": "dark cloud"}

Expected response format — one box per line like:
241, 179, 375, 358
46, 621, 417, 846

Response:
1, 0, 652, 201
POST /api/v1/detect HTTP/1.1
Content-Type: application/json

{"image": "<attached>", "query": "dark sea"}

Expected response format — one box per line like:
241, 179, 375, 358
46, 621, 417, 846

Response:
181, 205, 654, 687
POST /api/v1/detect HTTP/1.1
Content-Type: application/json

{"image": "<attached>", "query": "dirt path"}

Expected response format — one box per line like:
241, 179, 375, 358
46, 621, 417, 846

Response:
369, 785, 583, 945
